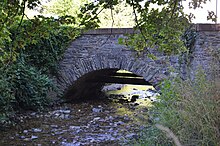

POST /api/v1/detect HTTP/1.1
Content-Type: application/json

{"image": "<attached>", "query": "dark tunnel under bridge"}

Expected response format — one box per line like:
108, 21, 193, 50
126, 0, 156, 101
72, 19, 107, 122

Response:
63, 69, 152, 99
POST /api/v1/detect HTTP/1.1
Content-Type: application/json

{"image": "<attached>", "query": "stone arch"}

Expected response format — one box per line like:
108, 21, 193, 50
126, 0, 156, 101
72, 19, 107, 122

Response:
57, 54, 165, 100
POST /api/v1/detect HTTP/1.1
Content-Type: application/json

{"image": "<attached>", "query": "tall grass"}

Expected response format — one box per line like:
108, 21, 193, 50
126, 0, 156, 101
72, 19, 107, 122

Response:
139, 69, 220, 146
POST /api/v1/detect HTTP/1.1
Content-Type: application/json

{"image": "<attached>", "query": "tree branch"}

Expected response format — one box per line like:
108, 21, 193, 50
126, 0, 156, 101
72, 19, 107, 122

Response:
16, 0, 27, 31
131, 0, 150, 54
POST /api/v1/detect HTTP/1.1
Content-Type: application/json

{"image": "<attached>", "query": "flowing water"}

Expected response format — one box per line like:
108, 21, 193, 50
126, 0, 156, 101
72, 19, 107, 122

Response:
0, 84, 159, 146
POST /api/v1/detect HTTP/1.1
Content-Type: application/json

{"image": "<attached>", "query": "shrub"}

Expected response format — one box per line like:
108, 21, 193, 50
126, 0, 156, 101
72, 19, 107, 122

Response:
0, 60, 53, 123
11, 61, 53, 110
0, 68, 15, 122
140, 70, 220, 146
0, 16, 80, 125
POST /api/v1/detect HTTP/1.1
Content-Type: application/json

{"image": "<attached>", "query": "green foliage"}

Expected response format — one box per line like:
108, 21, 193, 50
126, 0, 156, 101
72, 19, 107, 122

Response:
6, 17, 80, 74
0, 22, 79, 124
98, 1, 135, 27
11, 60, 53, 110
1, 0, 217, 55
41, 0, 90, 28
182, 25, 197, 50
0, 0, 41, 49
0, 60, 53, 124
137, 79, 180, 146
0, 2, 80, 125
43, 0, 88, 17
140, 70, 220, 145
79, 0, 191, 55
136, 4, 189, 55
79, 0, 217, 55
24, 26, 79, 74
0, 68, 14, 120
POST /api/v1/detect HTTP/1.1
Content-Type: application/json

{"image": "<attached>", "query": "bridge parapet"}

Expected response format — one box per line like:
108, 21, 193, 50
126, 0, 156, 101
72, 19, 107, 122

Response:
83, 24, 220, 35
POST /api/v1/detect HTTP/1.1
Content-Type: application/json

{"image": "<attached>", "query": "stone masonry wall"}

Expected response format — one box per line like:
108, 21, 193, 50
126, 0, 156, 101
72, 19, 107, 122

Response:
189, 25, 220, 79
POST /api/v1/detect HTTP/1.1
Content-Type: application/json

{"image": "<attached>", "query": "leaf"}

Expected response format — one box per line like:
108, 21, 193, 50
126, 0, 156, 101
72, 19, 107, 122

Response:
118, 37, 124, 45
147, 53, 157, 60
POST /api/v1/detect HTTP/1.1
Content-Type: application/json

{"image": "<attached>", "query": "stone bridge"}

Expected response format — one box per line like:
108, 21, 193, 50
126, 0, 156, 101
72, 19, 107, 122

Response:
56, 24, 220, 100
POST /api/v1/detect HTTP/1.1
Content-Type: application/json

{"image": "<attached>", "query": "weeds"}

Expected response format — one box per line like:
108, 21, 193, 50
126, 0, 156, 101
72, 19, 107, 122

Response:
139, 69, 220, 146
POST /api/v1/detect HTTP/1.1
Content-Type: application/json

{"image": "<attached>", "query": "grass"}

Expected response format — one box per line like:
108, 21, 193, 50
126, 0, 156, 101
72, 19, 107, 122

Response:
138, 69, 220, 146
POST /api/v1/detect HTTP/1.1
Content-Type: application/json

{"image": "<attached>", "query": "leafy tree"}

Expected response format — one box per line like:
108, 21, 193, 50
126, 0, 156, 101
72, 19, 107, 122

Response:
0, 0, 79, 123
98, 1, 135, 27
43, 0, 88, 16
78, 0, 217, 55
41, 0, 88, 25
0, 0, 41, 65
0, 0, 217, 57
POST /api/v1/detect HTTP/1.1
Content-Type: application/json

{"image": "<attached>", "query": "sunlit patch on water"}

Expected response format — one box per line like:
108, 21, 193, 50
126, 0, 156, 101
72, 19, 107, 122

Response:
102, 70, 160, 104
102, 83, 159, 103
105, 84, 153, 95
102, 83, 160, 124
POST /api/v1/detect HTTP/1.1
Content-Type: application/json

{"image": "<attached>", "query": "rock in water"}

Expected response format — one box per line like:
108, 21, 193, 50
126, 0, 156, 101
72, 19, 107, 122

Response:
92, 107, 102, 113
131, 95, 139, 102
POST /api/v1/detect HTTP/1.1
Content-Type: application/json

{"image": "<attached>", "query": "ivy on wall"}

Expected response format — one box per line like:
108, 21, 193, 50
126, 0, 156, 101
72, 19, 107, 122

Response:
0, 16, 80, 125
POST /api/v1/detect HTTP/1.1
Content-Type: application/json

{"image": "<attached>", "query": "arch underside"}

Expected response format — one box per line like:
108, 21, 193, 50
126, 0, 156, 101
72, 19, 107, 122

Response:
57, 55, 167, 99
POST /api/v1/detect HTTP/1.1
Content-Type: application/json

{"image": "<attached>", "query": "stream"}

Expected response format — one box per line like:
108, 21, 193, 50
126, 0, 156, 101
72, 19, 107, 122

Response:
0, 84, 159, 146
